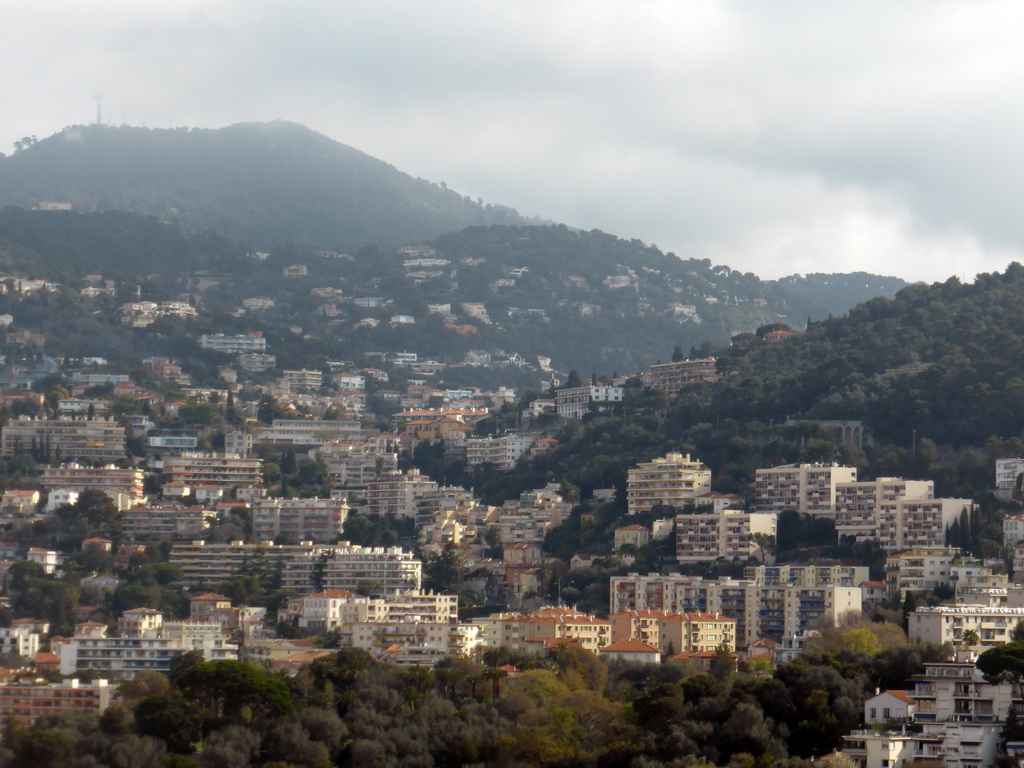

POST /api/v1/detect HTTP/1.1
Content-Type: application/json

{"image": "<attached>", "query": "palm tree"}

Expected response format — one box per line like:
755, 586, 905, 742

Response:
962, 629, 980, 647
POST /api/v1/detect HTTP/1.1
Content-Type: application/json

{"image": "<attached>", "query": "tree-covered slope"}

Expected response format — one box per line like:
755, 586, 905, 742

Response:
673, 264, 1024, 449
770, 272, 910, 321
0, 206, 247, 283
0, 122, 524, 251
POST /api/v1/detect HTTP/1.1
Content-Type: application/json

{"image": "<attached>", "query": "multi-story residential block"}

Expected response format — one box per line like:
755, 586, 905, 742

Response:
59, 615, 237, 679
282, 589, 457, 632
237, 353, 277, 372
753, 463, 858, 517
280, 369, 324, 393
614, 524, 651, 551
0, 679, 111, 726
147, 430, 199, 454
743, 564, 871, 588
753, 462, 864, 518
199, 332, 267, 354
363, 469, 439, 517
1, 418, 126, 461
27, 548, 60, 574
884, 547, 962, 598
121, 506, 217, 540
674, 509, 777, 562
488, 484, 571, 547
223, 432, 254, 457
320, 444, 398, 488
170, 540, 422, 595
609, 610, 736, 654
0, 624, 41, 658
1005, 512, 1024, 548
465, 433, 536, 470
644, 358, 719, 397
609, 574, 862, 646
835, 478, 971, 552
1, 490, 40, 516
343, 620, 480, 662
162, 453, 263, 489
493, 607, 612, 653
252, 497, 348, 543
40, 464, 145, 499
626, 453, 712, 515
554, 385, 624, 419
844, 660, 1018, 768
908, 605, 1024, 647
996, 457, 1024, 500
251, 419, 362, 448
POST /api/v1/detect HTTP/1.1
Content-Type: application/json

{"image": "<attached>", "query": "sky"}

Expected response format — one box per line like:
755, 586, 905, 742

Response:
3, 0, 1024, 283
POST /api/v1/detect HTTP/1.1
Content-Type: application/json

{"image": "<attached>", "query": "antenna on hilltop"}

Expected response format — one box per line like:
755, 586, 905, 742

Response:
94, 91, 103, 126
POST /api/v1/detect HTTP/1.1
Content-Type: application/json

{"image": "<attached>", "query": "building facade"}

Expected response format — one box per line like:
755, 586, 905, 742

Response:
609, 574, 862, 647
674, 509, 777, 562
627, 453, 712, 515
753, 463, 858, 517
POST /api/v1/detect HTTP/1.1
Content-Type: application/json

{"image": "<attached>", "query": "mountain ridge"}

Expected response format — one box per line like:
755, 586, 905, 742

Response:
0, 121, 527, 251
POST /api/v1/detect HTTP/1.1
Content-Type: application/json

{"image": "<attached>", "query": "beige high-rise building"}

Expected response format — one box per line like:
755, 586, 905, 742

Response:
609, 574, 862, 647
674, 509, 777, 562
627, 453, 711, 515
610, 610, 736, 654
835, 478, 971, 552
754, 463, 858, 517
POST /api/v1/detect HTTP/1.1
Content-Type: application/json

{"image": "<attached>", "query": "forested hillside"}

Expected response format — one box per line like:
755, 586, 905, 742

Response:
444, 265, 1024, 532
0, 211, 905, 376
0, 122, 524, 251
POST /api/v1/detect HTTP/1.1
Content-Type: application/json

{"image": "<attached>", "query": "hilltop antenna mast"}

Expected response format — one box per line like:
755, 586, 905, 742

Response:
94, 91, 103, 126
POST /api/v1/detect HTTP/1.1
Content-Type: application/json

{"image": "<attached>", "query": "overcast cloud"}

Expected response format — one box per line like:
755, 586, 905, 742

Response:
3, 0, 1023, 282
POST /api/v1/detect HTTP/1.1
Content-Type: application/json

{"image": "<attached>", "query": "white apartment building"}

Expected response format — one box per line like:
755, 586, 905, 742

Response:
609, 610, 737, 654
465, 433, 536, 470
199, 333, 267, 354
996, 457, 1024, 500
674, 509, 777, 562
908, 605, 1024, 646
59, 617, 237, 679
554, 385, 624, 419
280, 369, 324, 393
40, 465, 145, 499
252, 497, 348, 543
1, 418, 126, 462
486, 483, 571, 547
835, 478, 970, 552
1005, 512, 1024, 548
170, 540, 422, 595
321, 445, 397, 488
494, 607, 612, 653
251, 419, 362, 448
0, 625, 41, 658
609, 574, 862, 647
627, 453, 712, 515
121, 506, 216, 540
753, 463, 858, 517
362, 469, 439, 517
238, 353, 276, 372
885, 547, 961, 598
344, 620, 480, 662
844, 661, 1018, 768
283, 589, 457, 632
743, 564, 870, 588
0, 679, 111, 727
163, 453, 263, 488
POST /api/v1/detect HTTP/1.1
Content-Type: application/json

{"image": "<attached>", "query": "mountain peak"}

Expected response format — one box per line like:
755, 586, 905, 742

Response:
0, 121, 524, 250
